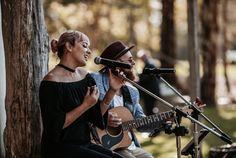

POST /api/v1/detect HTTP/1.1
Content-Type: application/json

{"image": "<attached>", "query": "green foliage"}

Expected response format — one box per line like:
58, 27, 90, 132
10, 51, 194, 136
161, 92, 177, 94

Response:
43, 0, 163, 55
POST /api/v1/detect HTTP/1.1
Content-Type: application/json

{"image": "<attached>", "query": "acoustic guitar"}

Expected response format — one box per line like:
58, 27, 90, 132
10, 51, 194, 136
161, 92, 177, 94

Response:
95, 106, 174, 150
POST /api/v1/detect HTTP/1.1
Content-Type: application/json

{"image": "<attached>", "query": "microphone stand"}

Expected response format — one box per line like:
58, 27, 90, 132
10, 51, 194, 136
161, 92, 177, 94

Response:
158, 75, 231, 139
181, 129, 209, 158
121, 75, 232, 158
156, 75, 232, 157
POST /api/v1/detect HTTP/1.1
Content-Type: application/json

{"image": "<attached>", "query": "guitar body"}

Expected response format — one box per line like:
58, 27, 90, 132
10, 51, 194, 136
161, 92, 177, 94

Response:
96, 106, 134, 150
95, 106, 174, 150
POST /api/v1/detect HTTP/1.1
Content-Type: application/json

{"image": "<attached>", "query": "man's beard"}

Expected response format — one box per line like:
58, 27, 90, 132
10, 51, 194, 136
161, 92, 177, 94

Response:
123, 69, 136, 81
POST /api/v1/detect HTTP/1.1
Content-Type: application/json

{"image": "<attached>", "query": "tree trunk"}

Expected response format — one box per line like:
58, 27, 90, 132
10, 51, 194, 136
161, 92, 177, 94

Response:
200, 0, 219, 106
0, 1, 6, 157
187, 0, 200, 101
160, 0, 180, 88
222, 0, 230, 94
1, 0, 49, 157
187, 1, 203, 157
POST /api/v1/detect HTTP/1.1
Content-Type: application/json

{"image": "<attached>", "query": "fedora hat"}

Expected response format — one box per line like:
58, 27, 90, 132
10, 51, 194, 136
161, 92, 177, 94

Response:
99, 41, 134, 71
101, 41, 135, 60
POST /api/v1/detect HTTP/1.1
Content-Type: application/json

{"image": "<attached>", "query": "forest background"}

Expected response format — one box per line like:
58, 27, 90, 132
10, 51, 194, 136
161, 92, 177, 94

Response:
44, 0, 236, 157
0, 0, 236, 158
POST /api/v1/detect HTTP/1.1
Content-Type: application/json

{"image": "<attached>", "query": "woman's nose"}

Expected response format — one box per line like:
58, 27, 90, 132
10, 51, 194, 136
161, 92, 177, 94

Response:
87, 48, 92, 54
131, 60, 135, 65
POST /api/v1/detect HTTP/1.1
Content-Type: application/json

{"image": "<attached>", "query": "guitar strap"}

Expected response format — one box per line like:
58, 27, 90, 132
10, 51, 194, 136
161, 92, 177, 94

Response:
121, 85, 134, 113
121, 86, 141, 147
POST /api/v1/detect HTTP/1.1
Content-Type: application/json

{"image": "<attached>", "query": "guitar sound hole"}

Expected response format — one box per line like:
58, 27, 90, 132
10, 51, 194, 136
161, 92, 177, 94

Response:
107, 125, 122, 136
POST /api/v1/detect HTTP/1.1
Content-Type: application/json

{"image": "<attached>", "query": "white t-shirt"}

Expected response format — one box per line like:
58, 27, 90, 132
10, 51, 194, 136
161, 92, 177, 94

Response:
113, 95, 136, 150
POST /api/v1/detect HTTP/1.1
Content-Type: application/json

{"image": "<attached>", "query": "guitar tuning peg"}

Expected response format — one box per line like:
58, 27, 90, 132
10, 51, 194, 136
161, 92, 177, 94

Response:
195, 97, 203, 105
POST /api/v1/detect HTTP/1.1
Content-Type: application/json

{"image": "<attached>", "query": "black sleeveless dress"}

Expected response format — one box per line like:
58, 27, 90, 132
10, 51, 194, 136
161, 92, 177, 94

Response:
39, 74, 122, 158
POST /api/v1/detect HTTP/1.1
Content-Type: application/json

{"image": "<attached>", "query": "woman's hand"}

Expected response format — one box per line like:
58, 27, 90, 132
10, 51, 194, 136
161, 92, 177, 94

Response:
63, 86, 99, 129
107, 111, 122, 127
83, 86, 99, 108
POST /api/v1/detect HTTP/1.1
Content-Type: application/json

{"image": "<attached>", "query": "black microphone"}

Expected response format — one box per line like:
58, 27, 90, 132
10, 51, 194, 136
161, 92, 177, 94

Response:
143, 68, 176, 74
94, 57, 132, 69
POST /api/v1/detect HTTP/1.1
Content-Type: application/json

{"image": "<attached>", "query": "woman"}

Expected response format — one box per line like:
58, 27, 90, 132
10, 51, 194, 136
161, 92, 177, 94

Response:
39, 30, 123, 158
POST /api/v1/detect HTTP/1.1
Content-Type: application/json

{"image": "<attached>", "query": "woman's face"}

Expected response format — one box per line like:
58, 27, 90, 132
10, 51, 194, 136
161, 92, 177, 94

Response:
70, 35, 91, 67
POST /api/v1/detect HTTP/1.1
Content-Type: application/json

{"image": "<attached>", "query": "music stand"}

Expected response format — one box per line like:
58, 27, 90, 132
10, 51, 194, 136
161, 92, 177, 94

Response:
181, 129, 209, 157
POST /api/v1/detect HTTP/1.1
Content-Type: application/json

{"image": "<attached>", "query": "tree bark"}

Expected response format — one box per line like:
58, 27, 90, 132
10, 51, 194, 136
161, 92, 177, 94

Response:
200, 0, 219, 106
187, 0, 200, 101
187, 1, 203, 157
0, 1, 6, 157
1, 0, 49, 157
160, 0, 180, 88
222, 0, 230, 94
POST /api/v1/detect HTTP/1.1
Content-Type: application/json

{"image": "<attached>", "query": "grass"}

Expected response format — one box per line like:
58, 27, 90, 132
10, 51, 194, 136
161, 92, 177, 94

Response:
136, 105, 236, 158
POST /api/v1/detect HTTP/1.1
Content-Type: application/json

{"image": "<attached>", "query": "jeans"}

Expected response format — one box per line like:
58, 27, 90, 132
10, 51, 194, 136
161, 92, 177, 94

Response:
116, 147, 154, 158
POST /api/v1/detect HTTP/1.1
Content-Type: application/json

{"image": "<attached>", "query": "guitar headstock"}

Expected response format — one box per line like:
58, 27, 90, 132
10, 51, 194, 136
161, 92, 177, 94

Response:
194, 97, 206, 112
181, 97, 206, 114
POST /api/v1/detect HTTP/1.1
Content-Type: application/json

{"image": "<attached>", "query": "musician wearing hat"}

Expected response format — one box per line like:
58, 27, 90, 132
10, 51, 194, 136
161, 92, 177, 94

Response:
91, 41, 165, 158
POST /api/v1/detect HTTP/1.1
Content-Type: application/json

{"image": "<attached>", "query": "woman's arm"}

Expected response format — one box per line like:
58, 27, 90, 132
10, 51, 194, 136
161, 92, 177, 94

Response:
63, 86, 99, 128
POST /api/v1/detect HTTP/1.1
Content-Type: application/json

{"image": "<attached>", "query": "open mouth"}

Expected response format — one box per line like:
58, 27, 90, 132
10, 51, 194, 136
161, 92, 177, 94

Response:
84, 55, 89, 61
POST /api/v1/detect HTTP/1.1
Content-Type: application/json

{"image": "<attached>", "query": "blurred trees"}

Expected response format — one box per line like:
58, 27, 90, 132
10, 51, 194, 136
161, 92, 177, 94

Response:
43, 0, 236, 106
200, 0, 219, 106
1, 0, 49, 157
43, 0, 162, 60
160, 0, 180, 88
187, 0, 200, 101
0, 0, 235, 157
221, 0, 230, 96
200, 0, 230, 106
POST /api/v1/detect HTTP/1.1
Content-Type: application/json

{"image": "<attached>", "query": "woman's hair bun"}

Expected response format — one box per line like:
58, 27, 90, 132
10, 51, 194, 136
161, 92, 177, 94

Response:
51, 39, 58, 53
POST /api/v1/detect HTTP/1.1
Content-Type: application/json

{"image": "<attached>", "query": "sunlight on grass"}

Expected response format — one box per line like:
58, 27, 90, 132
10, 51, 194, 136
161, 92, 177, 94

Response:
233, 132, 236, 138
218, 106, 236, 120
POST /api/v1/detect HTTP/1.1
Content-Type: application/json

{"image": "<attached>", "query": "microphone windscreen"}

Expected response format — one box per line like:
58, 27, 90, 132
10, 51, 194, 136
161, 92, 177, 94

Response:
94, 57, 101, 64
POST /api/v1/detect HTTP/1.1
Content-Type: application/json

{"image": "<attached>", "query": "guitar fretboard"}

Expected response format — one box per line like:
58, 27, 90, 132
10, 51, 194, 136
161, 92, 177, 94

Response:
122, 111, 174, 131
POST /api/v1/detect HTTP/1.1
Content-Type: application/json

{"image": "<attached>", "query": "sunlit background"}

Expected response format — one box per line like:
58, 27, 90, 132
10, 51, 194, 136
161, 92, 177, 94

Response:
43, 0, 236, 157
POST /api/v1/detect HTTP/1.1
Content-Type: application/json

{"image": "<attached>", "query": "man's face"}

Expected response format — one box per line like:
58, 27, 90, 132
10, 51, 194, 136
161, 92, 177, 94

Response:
118, 51, 136, 81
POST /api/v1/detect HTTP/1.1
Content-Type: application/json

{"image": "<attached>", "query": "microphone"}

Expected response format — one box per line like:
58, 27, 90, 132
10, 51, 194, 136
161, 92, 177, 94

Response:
94, 57, 132, 69
143, 68, 176, 74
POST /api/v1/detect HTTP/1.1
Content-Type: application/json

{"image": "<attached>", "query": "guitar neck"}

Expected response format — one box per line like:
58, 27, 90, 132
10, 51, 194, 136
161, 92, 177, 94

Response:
122, 111, 173, 131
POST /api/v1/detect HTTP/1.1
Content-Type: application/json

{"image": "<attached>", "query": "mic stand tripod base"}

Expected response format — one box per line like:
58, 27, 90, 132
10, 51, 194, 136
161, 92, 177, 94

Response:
165, 118, 189, 158
181, 129, 209, 158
